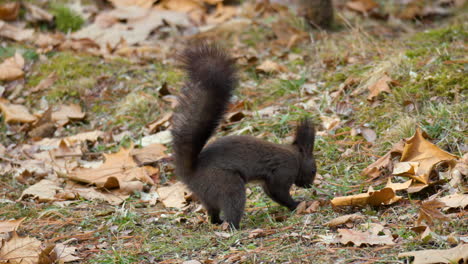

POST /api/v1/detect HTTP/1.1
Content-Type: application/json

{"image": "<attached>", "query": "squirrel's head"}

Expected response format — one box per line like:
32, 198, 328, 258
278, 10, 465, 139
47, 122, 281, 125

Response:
292, 118, 316, 188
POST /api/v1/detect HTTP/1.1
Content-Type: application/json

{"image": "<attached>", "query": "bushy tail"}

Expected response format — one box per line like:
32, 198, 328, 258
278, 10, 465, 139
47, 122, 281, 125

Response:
171, 43, 237, 180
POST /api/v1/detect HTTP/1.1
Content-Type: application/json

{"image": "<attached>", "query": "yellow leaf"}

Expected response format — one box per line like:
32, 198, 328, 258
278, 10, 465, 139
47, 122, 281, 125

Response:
400, 127, 458, 184
331, 186, 401, 207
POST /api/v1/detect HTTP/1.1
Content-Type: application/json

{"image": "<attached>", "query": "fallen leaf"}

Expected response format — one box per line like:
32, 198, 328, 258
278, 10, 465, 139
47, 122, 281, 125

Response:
51, 104, 86, 126
392, 161, 419, 176
320, 115, 341, 131
156, 182, 190, 208
367, 74, 392, 101
0, 2, 19, 21
63, 181, 129, 205
73, 7, 190, 52
323, 214, 365, 227
130, 143, 167, 165
416, 199, 450, 227
399, 244, 468, 264
411, 225, 433, 242
0, 232, 41, 264
400, 128, 458, 184
338, 228, 395, 246
69, 146, 155, 189
109, 0, 156, 9
256, 60, 287, 74
30, 73, 58, 93
20, 179, 62, 202
346, 0, 378, 13
296, 200, 320, 214
214, 231, 231, 238
0, 52, 24, 81
439, 193, 468, 209
53, 243, 81, 263
0, 218, 25, 233
147, 112, 171, 133
23, 2, 54, 22
331, 186, 401, 207
0, 21, 34, 42
362, 140, 405, 179
360, 128, 377, 143
384, 178, 412, 191
0, 99, 36, 124
141, 130, 172, 146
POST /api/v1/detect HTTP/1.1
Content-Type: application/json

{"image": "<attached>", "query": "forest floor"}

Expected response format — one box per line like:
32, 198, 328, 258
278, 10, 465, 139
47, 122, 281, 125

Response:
0, 0, 467, 263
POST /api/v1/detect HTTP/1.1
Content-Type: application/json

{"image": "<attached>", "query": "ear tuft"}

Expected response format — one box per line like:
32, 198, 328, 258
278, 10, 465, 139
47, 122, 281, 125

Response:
293, 118, 315, 154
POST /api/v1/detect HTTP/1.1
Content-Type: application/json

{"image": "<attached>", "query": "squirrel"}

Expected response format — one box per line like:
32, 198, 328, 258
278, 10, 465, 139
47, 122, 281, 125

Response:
298, 0, 334, 30
171, 43, 317, 229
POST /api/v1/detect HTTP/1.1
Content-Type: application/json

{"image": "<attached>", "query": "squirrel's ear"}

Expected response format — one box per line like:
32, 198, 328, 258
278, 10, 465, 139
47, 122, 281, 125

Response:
293, 118, 315, 154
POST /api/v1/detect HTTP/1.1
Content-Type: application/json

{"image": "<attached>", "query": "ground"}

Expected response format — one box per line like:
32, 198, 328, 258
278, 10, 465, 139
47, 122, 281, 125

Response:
0, 0, 467, 263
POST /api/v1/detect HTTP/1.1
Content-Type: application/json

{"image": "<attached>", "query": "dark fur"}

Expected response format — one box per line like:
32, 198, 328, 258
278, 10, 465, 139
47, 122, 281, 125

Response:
299, 0, 334, 30
171, 44, 316, 228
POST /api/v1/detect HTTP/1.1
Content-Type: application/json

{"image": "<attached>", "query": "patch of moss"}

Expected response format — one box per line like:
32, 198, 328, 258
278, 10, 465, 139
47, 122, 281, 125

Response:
50, 4, 84, 32
411, 24, 468, 44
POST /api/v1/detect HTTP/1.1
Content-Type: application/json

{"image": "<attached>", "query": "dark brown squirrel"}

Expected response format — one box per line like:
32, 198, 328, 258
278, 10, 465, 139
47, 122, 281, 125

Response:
298, 0, 334, 30
171, 43, 317, 229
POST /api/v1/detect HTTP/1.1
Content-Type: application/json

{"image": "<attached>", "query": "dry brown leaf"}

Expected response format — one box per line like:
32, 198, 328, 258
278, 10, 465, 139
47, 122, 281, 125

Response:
0, 218, 25, 233
0, 52, 24, 81
158, 0, 203, 13
362, 140, 404, 179
147, 112, 171, 133
346, 0, 378, 13
73, 7, 189, 51
206, 5, 238, 25
323, 214, 365, 227
69, 146, 155, 189
23, 2, 54, 22
384, 178, 412, 191
130, 143, 167, 165
20, 179, 62, 202
416, 199, 450, 227
256, 60, 287, 74
296, 200, 320, 214
439, 193, 468, 209
0, 232, 41, 264
109, 0, 156, 8
400, 128, 458, 184
156, 182, 190, 208
0, 21, 34, 42
31, 73, 58, 93
331, 186, 401, 207
399, 243, 468, 264
0, 2, 19, 20
53, 243, 81, 263
338, 228, 395, 246
51, 104, 86, 126
320, 115, 341, 131
63, 181, 129, 205
0, 99, 36, 124
367, 74, 392, 101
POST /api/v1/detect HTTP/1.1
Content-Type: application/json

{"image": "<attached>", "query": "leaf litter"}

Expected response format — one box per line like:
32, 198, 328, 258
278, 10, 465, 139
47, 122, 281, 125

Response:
0, 0, 466, 262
